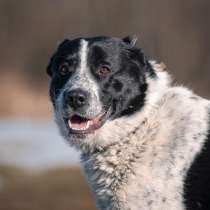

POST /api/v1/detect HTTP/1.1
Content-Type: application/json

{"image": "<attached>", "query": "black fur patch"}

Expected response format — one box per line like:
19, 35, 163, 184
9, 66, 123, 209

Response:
112, 79, 123, 92
184, 111, 210, 210
47, 38, 81, 105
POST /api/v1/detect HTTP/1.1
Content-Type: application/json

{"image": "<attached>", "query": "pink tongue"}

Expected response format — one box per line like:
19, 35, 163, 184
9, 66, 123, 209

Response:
68, 120, 89, 129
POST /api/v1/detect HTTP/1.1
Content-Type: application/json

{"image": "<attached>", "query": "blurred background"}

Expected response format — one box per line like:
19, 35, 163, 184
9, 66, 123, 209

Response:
0, 0, 210, 209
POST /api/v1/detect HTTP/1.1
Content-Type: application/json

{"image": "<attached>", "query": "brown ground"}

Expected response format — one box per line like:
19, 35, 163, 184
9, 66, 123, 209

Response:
0, 166, 97, 210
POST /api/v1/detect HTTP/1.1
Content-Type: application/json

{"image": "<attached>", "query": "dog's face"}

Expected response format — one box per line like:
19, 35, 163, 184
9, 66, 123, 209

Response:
47, 36, 154, 151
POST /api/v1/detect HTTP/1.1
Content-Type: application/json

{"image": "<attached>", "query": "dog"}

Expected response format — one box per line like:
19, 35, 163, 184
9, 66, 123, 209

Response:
47, 36, 210, 210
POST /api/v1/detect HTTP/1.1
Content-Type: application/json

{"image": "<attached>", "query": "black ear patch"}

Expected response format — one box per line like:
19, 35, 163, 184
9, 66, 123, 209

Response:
122, 35, 138, 47
130, 48, 147, 66
56, 39, 71, 50
46, 39, 71, 77
122, 35, 147, 66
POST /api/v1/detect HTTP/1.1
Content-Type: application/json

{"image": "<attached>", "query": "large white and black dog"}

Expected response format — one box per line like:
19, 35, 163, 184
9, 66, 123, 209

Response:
47, 36, 210, 210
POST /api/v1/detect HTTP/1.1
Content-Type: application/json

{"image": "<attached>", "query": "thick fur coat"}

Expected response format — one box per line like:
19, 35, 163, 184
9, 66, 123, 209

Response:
47, 36, 210, 210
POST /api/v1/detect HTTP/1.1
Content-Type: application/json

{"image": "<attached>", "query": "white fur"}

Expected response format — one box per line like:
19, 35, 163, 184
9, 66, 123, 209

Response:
81, 64, 210, 210
80, 39, 88, 74
54, 60, 210, 210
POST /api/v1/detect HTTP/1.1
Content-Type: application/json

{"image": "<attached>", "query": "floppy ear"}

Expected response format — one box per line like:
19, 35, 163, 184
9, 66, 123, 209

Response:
122, 35, 138, 47
46, 39, 70, 77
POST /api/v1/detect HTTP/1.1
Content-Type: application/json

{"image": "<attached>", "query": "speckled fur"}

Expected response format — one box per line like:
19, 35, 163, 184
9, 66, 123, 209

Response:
52, 55, 210, 210
78, 63, 210, 210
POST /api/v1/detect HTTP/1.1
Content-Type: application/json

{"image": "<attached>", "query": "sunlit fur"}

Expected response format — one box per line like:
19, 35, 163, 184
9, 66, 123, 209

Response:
48, 37, 210, 210
81, 66, 210, 210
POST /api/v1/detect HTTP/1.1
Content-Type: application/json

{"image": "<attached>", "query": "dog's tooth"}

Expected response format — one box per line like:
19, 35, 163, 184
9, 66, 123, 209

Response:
86, 121, 90, 129
68, 119, 90, 131
68, 120, 72, 128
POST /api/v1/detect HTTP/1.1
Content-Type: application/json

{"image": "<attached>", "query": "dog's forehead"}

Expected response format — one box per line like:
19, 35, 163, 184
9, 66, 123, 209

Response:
58, 36, 121, 57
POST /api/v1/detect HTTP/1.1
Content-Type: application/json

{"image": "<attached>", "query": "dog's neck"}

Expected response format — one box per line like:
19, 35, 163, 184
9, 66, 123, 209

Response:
81, 64, 172, 209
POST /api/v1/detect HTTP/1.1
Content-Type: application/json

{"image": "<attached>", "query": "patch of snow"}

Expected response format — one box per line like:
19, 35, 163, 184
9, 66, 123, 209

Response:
0, 119, 80, 171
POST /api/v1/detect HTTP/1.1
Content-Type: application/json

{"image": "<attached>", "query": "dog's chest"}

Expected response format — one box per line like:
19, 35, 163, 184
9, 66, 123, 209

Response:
116, 154, 185, 210
83, 126, 186, 209
84, 138, 188, 210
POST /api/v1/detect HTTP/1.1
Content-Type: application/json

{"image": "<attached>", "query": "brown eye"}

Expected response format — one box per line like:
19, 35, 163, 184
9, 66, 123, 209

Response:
98, 66, 110, 77
59, 62, 70, 76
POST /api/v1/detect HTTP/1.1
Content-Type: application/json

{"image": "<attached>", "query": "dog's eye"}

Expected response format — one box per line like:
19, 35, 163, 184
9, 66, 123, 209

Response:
97, 66, 110, 77
59, 63, 70, 76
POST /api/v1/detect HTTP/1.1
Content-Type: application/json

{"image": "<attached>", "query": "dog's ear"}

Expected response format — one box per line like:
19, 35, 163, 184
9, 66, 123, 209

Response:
46, 39, 70, 77
56, 39, 70, 51
123, 36, 147, 66
122, 35, 138, 47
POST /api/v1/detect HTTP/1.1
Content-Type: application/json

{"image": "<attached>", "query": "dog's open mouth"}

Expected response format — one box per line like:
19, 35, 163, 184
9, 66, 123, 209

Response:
65, 110, 109, 134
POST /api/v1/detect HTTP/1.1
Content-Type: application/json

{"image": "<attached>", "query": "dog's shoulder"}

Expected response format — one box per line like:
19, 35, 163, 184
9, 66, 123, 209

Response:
183, 106, 210, 209
157, 84, 209, 120
160, 85, 210, 209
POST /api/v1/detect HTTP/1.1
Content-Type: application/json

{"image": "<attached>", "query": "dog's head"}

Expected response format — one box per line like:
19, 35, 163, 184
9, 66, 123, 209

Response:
47, 36, 156, 151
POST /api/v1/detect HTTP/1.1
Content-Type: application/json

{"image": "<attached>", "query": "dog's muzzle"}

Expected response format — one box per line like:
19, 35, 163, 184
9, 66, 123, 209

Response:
61, 89, 111, 135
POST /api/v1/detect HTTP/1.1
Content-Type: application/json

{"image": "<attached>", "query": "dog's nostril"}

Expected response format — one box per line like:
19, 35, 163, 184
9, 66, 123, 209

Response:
78, 95, 85, 103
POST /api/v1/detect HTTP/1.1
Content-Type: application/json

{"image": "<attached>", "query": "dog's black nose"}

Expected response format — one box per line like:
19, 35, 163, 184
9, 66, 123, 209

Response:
64, 89, 88, 109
